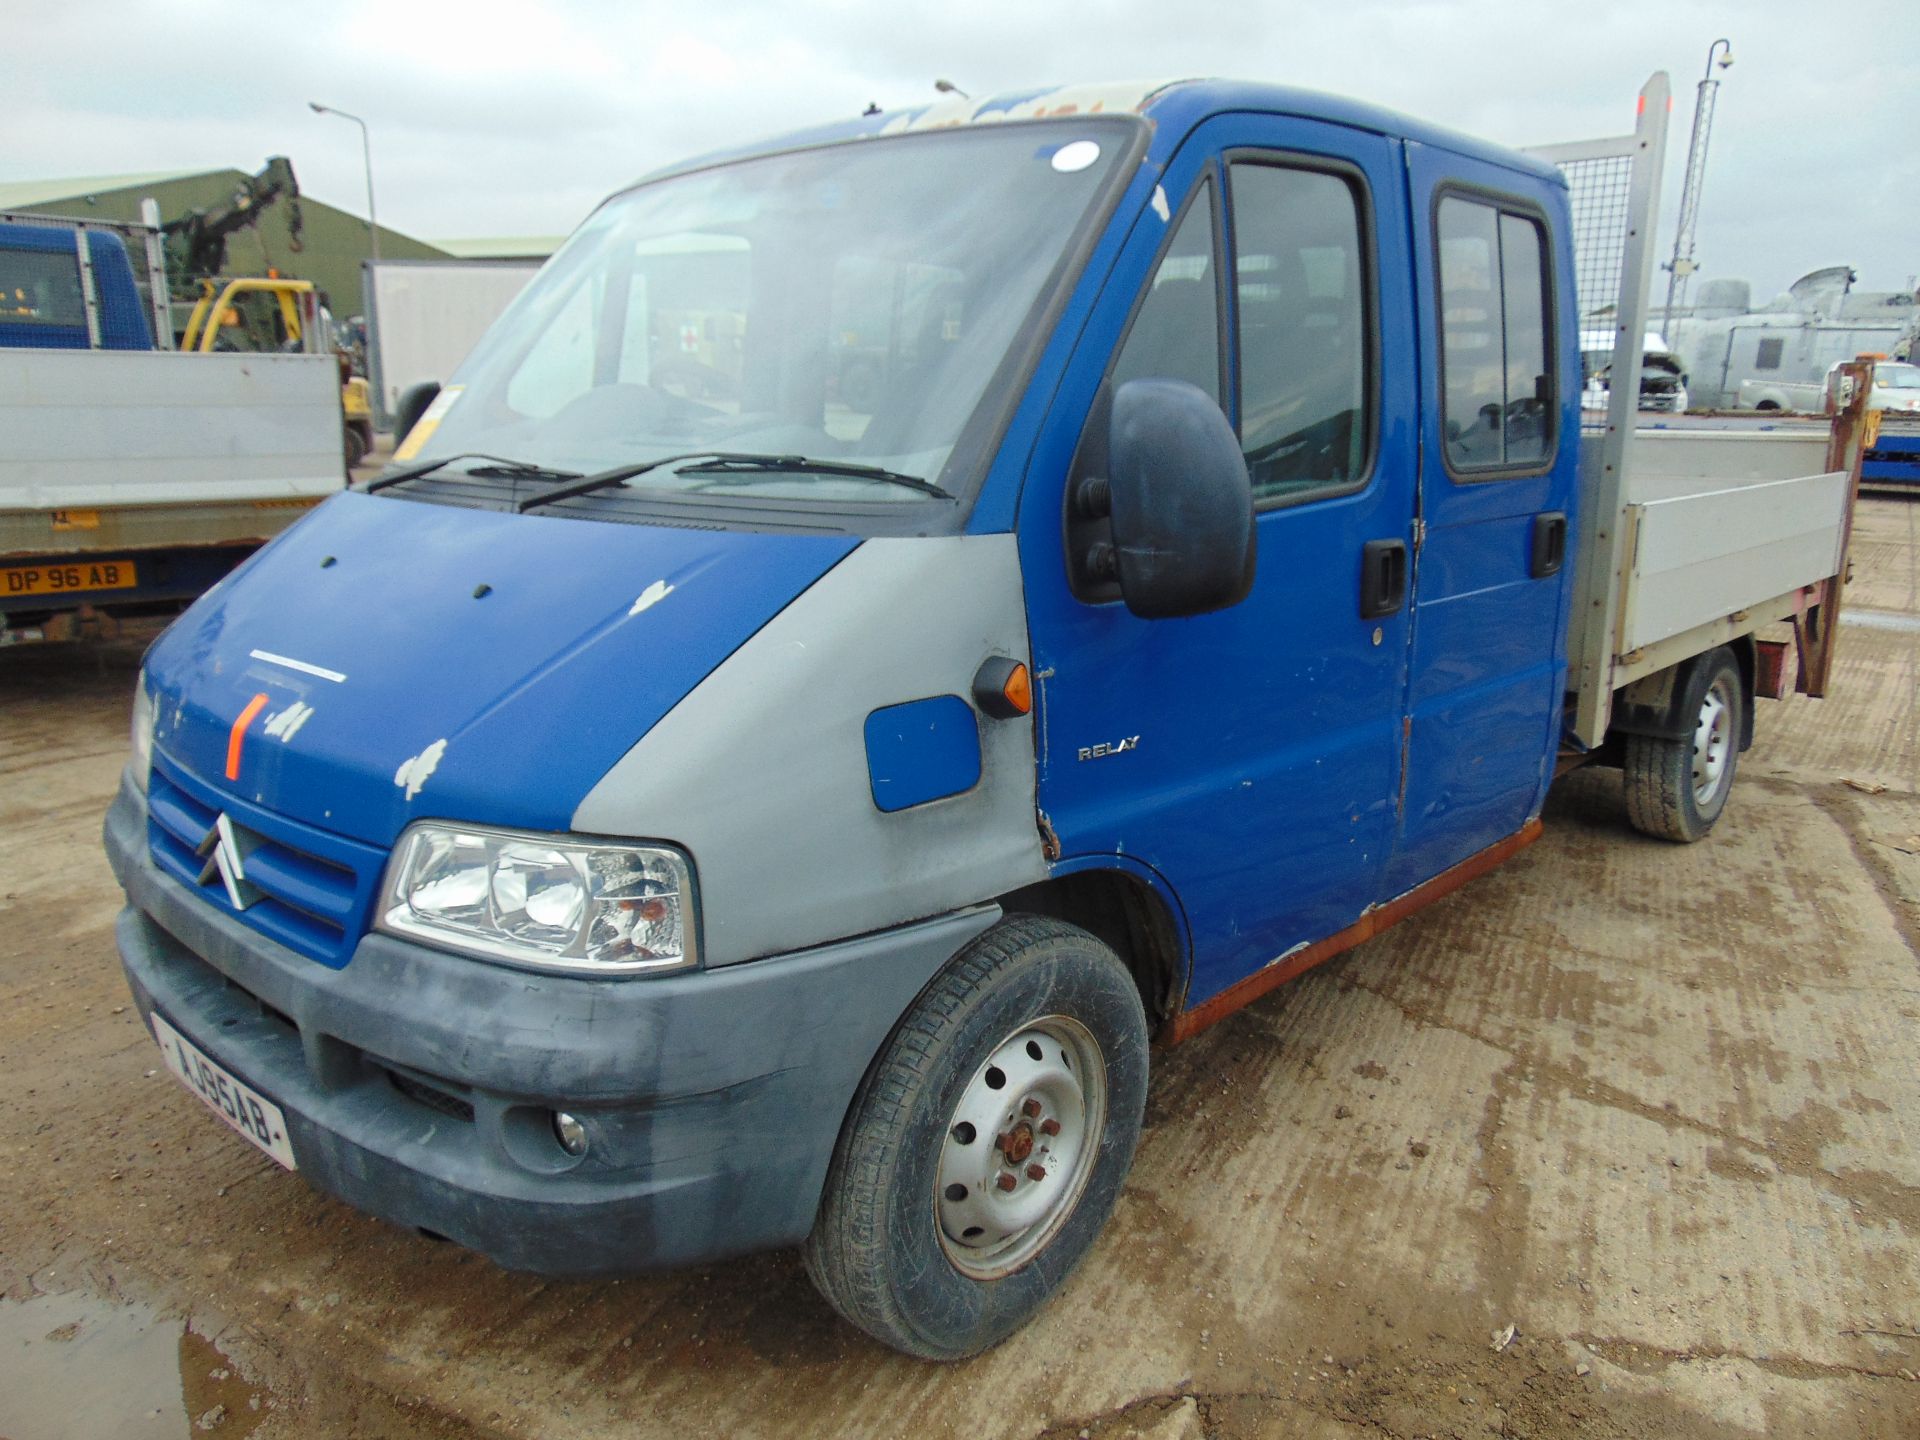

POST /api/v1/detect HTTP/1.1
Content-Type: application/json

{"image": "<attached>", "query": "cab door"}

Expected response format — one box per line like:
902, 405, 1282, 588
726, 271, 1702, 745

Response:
1018, 115, 1419, 1006
1387, 144, 1581, 894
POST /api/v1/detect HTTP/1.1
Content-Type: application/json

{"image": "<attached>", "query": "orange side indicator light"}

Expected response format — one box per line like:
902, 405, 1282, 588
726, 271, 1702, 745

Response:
1001, 662, 1032, 716
226, 692, 271, 780
971, 657, 1032, 720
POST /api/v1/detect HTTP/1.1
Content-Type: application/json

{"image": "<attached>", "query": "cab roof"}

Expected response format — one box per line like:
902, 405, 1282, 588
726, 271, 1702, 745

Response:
631, 78, 1564, 191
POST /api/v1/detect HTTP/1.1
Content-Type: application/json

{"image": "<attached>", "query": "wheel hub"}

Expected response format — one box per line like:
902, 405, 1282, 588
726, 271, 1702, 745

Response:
997, 1123, 1036, 1165
934, 1015, 1106, 1280
1691, 677, 1733, 806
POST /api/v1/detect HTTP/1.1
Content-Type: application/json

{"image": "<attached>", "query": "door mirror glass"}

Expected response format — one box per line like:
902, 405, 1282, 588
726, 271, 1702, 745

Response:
1103, 377, 1255, 619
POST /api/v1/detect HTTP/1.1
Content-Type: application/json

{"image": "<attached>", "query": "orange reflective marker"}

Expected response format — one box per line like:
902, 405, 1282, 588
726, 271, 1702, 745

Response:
1001, 662, 1033, 716
226, 693, 271, 780
971, 656, 1033, 720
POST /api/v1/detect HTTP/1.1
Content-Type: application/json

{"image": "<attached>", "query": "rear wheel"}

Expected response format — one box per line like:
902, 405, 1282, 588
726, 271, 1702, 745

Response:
804, 915, 1148, 1359
1623, 648, 1744, 842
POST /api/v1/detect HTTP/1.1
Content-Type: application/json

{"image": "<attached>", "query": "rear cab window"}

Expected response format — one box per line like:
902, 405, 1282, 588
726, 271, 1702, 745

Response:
1435, 193, 1555, 477
0, 245, 86, 329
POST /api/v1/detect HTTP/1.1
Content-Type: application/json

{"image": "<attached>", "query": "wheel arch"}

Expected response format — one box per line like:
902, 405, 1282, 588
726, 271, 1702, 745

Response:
1727, 634, 1757, 750
1608, 640, 1754, 750
996, 860, 1191, 1028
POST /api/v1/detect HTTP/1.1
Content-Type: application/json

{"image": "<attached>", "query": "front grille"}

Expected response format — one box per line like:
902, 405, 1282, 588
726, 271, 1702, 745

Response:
146, 926, 479, 1124
385, 1067, 477, 1123
146, 755, 385, 967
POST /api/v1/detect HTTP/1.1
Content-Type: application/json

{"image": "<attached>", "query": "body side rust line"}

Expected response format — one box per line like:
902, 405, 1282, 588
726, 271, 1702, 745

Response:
1162, 816, 1544, 1045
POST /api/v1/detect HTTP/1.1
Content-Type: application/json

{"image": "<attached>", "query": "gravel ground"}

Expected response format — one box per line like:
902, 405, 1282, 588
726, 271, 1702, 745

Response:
2, 496, 1916, 1440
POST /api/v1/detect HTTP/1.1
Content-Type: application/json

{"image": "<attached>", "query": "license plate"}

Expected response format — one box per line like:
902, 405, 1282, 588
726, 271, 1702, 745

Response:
1, 558, 138, 599
151, 1011, 297, 1170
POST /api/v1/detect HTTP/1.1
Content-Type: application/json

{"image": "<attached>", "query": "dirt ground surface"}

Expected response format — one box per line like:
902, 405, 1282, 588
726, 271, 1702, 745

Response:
2, 495, 1916, 1440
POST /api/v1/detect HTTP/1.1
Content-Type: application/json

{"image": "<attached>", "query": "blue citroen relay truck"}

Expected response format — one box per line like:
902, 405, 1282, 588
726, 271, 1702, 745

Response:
105, 76, 1858, 1358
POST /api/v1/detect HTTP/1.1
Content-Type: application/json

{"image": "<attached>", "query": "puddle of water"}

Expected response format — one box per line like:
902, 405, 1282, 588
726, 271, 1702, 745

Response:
0, 1290, 267, 1440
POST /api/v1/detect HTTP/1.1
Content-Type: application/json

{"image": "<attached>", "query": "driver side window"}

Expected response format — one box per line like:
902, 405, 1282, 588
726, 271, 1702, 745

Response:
1230, 160, 1372, 506
1111, 179, 1223, 406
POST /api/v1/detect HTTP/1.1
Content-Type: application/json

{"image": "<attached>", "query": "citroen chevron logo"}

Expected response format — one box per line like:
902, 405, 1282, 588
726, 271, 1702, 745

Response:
196, 813, 263, 910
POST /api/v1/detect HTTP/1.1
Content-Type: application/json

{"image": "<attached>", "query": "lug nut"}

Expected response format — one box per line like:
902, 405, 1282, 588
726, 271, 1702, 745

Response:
1040, 1118, 1061, 1136
1022, 1098, 1043, 1118
996, 1173, 1018, 1192
1026, 1163, 1047, 1182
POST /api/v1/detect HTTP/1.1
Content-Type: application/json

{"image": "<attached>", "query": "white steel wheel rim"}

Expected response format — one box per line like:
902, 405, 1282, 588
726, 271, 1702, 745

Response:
1691, 677, 1734, 806
934, 1014, 1107, 1281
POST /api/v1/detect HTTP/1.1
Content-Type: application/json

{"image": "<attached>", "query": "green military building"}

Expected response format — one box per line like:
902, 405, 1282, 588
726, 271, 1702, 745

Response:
0, 166, 447, 323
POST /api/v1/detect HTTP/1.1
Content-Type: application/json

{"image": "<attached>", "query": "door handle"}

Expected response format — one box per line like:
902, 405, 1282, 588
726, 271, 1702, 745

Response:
1360, 538, 1407, 619
1530, 511, 1567, 578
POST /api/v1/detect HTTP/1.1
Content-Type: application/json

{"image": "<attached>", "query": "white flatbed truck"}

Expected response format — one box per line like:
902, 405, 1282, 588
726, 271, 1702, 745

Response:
0, 210, 344, 644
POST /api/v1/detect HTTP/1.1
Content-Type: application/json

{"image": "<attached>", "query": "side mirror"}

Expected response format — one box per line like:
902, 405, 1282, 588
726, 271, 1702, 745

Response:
393, 381, 441, 445
1071, 378, 1255, 620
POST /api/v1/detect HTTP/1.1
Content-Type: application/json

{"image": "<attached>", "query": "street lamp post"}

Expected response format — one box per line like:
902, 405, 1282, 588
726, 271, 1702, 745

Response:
308, 102, 379, 265
1662, 39, 1733, 328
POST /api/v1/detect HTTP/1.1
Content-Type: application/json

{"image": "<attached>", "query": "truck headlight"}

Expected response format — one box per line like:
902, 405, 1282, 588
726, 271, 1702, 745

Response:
130, 674, 155, 794
378, 823, 697, 974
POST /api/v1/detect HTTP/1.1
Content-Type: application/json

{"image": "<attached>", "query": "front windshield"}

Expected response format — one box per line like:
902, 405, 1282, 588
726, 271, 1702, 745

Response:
412, 121, 1132, 503
1875, 363, 1920, 389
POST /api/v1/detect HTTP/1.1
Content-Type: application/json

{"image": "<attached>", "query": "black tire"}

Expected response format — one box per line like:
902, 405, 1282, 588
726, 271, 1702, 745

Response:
343, 421, 368, 470
1623, 648, 1744, 842
804, 915, 1149, 1360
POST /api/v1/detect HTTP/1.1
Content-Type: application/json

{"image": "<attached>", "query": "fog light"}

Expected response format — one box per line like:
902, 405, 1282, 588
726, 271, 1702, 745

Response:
553, 1111, 588, 1157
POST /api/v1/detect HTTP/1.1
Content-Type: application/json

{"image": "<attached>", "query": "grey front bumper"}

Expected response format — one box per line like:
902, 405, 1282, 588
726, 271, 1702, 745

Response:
104, 777, 994, 1275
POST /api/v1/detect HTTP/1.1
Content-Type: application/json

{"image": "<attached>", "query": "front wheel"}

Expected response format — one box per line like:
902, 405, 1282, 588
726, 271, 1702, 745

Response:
1623, 648, 1745, 842
804, 915, 1148, 1359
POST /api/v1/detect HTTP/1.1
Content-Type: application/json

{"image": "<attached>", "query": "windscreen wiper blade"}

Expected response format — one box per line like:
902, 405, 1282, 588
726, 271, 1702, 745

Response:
514, 452, 746, 512
362, 453, 581, 493
678, 455, 955, 500
515, 451, 956, 512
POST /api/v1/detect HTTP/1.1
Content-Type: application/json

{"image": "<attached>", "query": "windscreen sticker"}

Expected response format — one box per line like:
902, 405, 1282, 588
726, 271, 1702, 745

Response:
1050, 140, 1101, 173
393, 385, 464, 463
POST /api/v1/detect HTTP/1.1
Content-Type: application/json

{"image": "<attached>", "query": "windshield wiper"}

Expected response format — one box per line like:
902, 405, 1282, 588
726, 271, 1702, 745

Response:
515, 451, 953, 512
678, 455, 954, 499
363, 453, 581, 493
516, 452, 741, 511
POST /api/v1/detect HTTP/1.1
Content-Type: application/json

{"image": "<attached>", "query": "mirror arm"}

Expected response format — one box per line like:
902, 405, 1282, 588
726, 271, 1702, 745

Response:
1073, 474, 1112, 519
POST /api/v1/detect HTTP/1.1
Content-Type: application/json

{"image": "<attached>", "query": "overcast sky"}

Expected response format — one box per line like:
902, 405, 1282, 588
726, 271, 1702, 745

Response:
5, 0, 1915, 303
